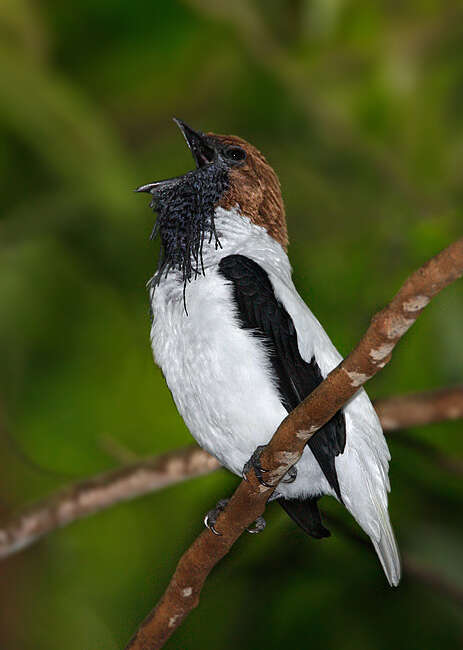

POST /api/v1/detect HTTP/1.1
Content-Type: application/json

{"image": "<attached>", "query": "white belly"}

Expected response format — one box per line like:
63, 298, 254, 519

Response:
150, 268, 332, 498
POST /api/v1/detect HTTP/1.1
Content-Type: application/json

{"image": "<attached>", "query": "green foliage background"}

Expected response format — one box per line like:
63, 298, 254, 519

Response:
0, 1, 462, 648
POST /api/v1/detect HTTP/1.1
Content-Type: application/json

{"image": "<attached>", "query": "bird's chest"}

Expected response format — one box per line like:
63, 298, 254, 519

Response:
149, 270, 287, 473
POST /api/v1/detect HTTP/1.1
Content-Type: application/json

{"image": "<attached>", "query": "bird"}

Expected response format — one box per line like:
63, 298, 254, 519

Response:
136, 118, 401, 587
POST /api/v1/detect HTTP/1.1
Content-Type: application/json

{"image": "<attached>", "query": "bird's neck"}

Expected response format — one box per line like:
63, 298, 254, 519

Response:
151, 205, 292, 290
201, 206, 292, 276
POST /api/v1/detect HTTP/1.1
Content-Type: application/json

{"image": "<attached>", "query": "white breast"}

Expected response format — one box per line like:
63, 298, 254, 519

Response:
150, 266, 288, 474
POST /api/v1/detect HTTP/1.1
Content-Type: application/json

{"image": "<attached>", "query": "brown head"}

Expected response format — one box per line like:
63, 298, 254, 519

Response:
137, 120, 288, 251
136, 120, 289, 293
205, 133, 288, 250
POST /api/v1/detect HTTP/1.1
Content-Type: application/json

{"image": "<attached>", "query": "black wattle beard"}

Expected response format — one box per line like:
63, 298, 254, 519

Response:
148, 164, 229, 298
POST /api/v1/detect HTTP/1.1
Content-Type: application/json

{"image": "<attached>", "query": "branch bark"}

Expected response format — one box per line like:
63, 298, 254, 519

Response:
0, 447, 220, 559
374, 386, 463, 431
126, 238, 463, 649
0, 386, 462, 561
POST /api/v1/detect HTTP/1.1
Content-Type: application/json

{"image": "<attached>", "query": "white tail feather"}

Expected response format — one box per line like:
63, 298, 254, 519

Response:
371, 511, 401, 586
338, 442, 401, 586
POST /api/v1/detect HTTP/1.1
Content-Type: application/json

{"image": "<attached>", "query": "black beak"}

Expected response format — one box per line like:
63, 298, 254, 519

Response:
135, 177, 183, 195
135, 118, 215, 195
173, 118, 215, 169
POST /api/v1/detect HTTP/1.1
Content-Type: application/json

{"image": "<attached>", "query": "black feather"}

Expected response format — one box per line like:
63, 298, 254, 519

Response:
218, 254, 346, 503
148, 165, 229, 301
277, 497, 331, 539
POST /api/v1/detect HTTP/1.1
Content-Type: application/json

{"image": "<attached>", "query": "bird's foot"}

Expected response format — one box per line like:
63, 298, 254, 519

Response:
246, 515, 266, 534
242, 445, 272, 487
204, 498, 266, 535
281, 465, 297, 483
204, 498, 229, 536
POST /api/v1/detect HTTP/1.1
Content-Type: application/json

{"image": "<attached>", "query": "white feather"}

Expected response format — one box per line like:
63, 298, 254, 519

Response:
150, 206, 401, 586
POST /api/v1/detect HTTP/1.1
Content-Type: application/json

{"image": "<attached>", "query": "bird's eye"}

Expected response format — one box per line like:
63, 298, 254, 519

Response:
225, 147, 246, 162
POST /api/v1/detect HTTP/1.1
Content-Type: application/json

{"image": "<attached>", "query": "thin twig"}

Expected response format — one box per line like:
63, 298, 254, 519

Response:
126, 238, 463, 649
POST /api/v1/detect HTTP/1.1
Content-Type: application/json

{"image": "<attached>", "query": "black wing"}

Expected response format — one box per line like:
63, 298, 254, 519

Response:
218, 254, 346, 502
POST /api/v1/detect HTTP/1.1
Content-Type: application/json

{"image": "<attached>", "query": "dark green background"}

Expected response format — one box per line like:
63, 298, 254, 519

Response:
0, 1, 462, 648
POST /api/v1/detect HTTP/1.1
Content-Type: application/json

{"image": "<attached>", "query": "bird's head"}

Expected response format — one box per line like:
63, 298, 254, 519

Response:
136, 119, 287, 287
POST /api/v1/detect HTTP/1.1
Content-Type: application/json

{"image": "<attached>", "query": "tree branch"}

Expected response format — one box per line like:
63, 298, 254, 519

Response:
374, 386, 463, 431
126, 238, 463, 649
0, 386, 462, 561
0, 447, 220, 559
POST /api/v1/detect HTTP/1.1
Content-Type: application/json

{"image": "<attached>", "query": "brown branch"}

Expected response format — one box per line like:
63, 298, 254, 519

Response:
376, 386, 463, 477
0, 447, 220, 559
374, 386, 463, 431
126, 238, 463, 649
0, 386, 462, 561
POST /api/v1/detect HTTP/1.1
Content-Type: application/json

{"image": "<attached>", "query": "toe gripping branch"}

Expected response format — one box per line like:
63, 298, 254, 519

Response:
203, 444, 298, 537
204, 499, 230, 536
242, 445, 297, 486
204, 498, 266, 537
242, 445, 273, 487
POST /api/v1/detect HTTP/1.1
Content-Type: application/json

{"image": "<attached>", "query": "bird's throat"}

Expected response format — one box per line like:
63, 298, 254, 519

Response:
149, 164, 229, 291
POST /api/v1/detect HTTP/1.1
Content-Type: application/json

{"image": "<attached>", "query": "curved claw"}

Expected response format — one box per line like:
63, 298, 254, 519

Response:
204, 498, 266, 536
204, 498, 229, 536
246, 516, 266, 534
256, 472, 273, 487
204, 514, 223, 536
242, 445, 273, 487
281, 466, 297, 484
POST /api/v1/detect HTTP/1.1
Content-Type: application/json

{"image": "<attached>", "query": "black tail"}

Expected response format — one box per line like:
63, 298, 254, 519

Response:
278, 497, 331, 539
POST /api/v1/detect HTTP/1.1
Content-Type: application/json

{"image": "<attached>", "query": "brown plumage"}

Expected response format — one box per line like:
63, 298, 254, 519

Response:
207, 133, 288, 250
